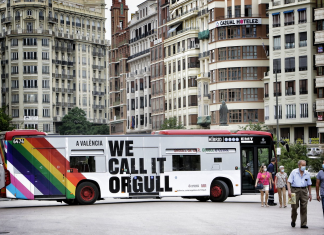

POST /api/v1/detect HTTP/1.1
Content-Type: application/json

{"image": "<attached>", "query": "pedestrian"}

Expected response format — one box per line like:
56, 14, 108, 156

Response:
275, 165, 288, 208
316, 160, 324, 217
287, 160, 312, 229
255, 164, 272, 207
267, 157, 277, 206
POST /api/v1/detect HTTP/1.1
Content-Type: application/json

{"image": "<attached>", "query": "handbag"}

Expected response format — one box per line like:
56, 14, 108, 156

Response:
256, 182, 264, 190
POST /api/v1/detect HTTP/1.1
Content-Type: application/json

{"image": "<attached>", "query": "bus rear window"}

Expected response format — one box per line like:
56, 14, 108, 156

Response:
172, 155, 201, 171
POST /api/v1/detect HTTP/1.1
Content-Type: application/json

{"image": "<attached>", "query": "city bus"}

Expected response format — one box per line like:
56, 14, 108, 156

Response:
0, 129, 275, 205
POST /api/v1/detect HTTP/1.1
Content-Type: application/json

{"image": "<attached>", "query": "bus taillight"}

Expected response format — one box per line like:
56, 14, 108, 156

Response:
5, 169, 10, 186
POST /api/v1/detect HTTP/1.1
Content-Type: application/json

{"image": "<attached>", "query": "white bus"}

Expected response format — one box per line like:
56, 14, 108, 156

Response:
0, 129, 275, 205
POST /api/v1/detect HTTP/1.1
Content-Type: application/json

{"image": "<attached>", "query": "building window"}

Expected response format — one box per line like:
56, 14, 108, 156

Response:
285, 57, 295, 72
12, 109, 19, 118
235, 6, 241, 17
242, 25, 256, 38
228, 89, 241, 102
299, 32, 307, 47
273, 36, 281, 50
43, 109, 50, 117
219, 90, 227, 102
299, 56, 307, 71
228, 47, 241, 60
243, 109, 258, 122
243, 88, 258, 101
243, 67, 258, 80
285, 34, 295, 49
23, 38, 37, 45
274, 105, 282, 119
286, 104, 296, 119
300, 103, 308, 118
244, 5, 252, 17
227, 26, 240, 39
285, 81, 295, 96
298, 9, 306, 24
218, 28, 226, 40
229, 110, 242, 123
265, 83, 269, 98
227, 6, 232, 18
299, 79, 307, 94
210, 8, 214, 22
43, 124, 50, 132
273, 13, 280, 27
27, 9, 32, 16
284, 11, 294, 26
23, 66, 37, 74
273, 58, 281, 73
274, 81, 282, 96
219, 69, 227, 81
228, 67, 241, 81
265, 106, 269, 120
24, 109, 38, 116
242, 46, 257, 59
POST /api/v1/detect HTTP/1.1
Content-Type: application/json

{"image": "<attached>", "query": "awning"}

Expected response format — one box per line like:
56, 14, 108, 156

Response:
284, 10, 294, 14
168, 23, 181, 34
272, 12, 280, 16
167, 23, 181, 35
297, 8, 306, 12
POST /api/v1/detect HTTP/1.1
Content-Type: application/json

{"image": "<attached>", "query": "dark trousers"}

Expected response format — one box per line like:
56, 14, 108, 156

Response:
322, 196, 324, 217
291, 187, 308, 226
268, 175, 275, 204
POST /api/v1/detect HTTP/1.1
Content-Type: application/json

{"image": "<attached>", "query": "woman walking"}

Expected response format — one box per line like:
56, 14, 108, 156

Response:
255, 165, 272, 207
275, 165, 288, 208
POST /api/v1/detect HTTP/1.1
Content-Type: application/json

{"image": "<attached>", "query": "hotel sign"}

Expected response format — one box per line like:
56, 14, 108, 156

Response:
215, 18, 261, 27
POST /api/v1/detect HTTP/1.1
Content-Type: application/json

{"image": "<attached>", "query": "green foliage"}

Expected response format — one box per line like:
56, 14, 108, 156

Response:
0, 105, 14, 132
160, 117, 185, 130
239, 121, 269, 131
59, 107, 110, 135
308, 155, 324, 173
277, 143, 307, 175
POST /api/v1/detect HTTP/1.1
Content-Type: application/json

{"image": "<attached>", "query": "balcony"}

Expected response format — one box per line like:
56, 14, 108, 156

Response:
316, 76, 324, 88
285, 90, 295, 96
1, 17, 12, 24
198, 72, 210, 78
197, 8, 208, 17
197, 116, 211, 127
48, 17, 58, 24
199, 51, 210, 59
92, 105, 105, 109
167, 27, 199, 40
316, 54, 324, 66
128, 49, 150, 61
315, 8, 324, 21
198, 30, 209, 40
167, 7, 198, 25
129, 29, 155, 44
316, 98, 324, 111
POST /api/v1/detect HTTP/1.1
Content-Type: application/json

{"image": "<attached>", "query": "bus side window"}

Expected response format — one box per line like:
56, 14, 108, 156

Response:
70, 156, 96, 172
172, 155, 201, 171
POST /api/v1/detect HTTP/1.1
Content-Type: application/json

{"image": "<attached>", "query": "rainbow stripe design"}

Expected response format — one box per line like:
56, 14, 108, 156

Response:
5, 137, 86, 199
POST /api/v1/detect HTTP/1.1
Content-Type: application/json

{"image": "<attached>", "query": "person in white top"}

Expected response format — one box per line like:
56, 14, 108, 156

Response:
275, 165, 288, 208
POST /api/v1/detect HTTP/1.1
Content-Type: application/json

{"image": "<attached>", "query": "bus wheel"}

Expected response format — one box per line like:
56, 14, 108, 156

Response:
63, 199, 78, 205
196, 196, 209, 202
76, 182, 99, 205
210, 180, 229, 202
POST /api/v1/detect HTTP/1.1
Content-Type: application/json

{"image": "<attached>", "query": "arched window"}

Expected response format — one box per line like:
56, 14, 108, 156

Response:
76, 17, 80, 24
39, 11, 44, 17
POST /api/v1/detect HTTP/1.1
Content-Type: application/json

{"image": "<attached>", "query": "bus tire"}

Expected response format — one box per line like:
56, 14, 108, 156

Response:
210, 180, 229, 202
196, 196, 209, 202
75, 182, 99, 205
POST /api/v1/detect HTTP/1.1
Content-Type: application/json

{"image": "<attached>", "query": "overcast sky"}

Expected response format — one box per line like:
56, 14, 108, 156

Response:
105, 0, 141, 41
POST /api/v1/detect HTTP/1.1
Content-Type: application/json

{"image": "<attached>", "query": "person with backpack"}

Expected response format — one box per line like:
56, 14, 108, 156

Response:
255, 164, 272, 207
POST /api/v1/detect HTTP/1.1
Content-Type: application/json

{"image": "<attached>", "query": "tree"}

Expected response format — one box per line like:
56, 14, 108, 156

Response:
239, 121, 269, 131
0, 105, 14, 131
59, 107, 91, 135
89, 125, 110, 135
277, 143, 307, 175
160, 117, 184, 130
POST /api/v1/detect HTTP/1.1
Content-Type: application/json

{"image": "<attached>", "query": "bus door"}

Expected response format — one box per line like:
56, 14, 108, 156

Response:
241, 146, 270, 193
130, 147, 159, 197
33, 148, 66, 198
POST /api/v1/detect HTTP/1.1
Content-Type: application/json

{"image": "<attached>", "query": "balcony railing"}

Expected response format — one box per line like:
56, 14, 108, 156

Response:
128, 49, 150, 60
129, 29, 155, 44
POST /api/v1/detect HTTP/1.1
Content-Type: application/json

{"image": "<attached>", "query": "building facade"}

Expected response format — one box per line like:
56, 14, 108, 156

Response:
208, 0, 269, 131
266, 0, 317, 144
164, 0, 200, 129
109, 0, 129, 134
151, 0, 168, 131
315, 0, 324, 144
126, 0, 156, 133
0, 0, 109, 133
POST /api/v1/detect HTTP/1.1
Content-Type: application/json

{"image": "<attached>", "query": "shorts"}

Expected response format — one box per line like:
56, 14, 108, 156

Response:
259, 185, 269, 192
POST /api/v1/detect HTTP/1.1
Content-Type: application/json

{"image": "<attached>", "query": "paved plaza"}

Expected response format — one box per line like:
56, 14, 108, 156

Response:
0, 193, 323, 235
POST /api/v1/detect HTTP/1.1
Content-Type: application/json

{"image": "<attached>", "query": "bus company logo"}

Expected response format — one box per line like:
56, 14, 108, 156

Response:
260, 138, 267, 144
241, 137, 253, 143
188, 184, 199, 188
208, 136, 223, 142
201, 184, 206, 188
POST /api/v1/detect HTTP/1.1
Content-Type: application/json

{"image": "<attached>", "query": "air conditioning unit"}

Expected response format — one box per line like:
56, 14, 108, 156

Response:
195, 44, 200, 49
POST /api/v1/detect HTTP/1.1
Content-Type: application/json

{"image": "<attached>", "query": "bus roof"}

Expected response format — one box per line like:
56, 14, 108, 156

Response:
4, 130, 46, 140
154, 130, 273, 138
